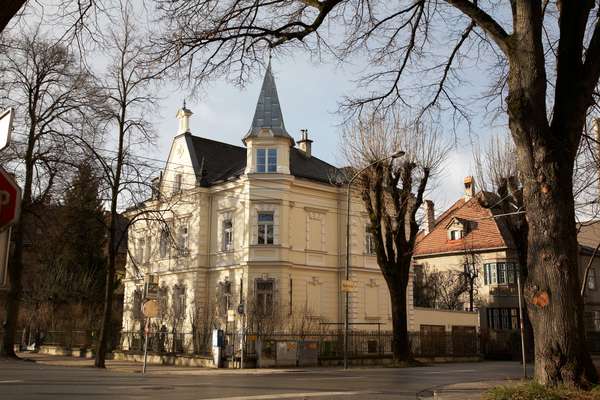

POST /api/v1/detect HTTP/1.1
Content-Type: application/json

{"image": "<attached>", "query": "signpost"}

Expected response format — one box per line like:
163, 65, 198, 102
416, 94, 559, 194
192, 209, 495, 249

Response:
0, 108, 14, 152
141, 275, 159, 375
0, 168, 21, 230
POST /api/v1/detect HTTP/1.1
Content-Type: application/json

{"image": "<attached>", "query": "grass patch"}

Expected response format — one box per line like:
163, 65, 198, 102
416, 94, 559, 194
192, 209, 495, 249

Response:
484, 382, 600, 400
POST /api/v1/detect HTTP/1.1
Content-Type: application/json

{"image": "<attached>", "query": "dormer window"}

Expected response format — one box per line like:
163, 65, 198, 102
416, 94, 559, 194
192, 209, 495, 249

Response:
446, 217, 468, 241
257, 148, 277, 173
450, 229, 463, 240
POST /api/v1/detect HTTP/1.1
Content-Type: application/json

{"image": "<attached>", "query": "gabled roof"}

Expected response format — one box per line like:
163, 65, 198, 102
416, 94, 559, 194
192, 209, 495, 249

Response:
414, 193, 515, 257
242, 62, 294, 146
188, 135, 340, 186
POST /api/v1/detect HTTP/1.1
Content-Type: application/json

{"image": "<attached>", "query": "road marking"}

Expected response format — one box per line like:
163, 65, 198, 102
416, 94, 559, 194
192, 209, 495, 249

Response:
0, 380, 23, 384
423, 369, 476, 374
202, 391, 361, 400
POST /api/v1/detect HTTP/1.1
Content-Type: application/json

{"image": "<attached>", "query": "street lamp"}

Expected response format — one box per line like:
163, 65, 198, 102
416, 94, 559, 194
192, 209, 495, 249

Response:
343, 150, 405, 370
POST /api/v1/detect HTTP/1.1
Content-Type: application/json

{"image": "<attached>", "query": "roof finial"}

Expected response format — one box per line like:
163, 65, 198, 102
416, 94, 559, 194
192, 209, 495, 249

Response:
183, 99, 187, 109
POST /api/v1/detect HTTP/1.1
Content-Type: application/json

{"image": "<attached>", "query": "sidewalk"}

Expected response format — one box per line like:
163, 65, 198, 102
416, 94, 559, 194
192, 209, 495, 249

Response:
421, 379, 524, 400
16, 352, 325, 375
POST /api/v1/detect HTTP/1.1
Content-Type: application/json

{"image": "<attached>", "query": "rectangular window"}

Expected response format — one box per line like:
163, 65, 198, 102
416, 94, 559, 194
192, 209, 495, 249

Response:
256, 279, 274, 315
267, 149, 277, 172
174, 173, 182, 193
490, 263, 497, 284
497, 263, 506, 284
507, 263, 515, 284
256, 148, 277, 173
257, 212, 274, 244
159, 228, 170, 258
256, 149, 266, 172
145, 236, 152, 263
588, 268, 596, 290
450, 230, 462, 240
222, 219, 233, 251
177, 220, 189, 255
218, 281, 232, 316
484, 264, 489, 285
137, 237, 145, 264
365, 225, 376, 255
594, 311, 600, 331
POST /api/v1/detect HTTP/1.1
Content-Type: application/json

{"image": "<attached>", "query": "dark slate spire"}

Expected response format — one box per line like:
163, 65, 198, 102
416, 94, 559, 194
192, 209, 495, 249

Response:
243, 61, 294, 145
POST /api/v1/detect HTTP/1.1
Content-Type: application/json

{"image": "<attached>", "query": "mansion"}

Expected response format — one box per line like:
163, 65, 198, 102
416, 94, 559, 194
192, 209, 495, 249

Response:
121, 64, 474, 345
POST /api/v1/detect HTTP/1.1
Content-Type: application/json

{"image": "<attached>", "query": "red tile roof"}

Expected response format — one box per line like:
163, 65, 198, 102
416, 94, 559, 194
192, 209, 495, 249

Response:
414, 194, 513, 257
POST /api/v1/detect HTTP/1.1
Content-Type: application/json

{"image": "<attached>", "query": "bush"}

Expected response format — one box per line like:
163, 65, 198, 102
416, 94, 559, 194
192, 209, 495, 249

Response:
484, 382, 600, 400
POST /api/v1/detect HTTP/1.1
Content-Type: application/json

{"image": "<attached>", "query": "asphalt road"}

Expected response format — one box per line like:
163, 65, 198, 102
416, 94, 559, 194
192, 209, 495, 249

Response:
0, 358, 529, 400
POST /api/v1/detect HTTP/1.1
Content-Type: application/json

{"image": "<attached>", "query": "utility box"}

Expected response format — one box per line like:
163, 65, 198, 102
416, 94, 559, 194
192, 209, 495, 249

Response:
298, 340, 319, 367
275, 341, 297, 367
212, 329, 224, 368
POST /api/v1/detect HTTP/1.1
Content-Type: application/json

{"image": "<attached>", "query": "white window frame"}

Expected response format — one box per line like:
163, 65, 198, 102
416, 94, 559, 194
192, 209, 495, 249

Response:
256, 148, 277, 173
222, 219, 233, 251
255, 278, 275, 315
174, 173, 183, 194
159, 227, 170, 259
177, 219, 189, 255
365, 224, 376, 255
257, 212, 274, 245
449, 229, 463, 240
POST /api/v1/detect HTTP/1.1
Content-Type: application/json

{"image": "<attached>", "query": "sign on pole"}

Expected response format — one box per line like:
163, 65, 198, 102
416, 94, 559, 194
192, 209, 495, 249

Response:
0, 108, 14, 151
0, 227, 10, 288
341, 279, 356, 292
0, 167, 21, 230
142, 299, 159, 318
227, 309, 236, 322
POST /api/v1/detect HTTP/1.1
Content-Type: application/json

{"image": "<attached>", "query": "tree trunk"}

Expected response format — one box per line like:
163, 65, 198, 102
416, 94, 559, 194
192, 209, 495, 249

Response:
94, 249, 115, 368
519, 158, 597, 385
388, 280, 410, 362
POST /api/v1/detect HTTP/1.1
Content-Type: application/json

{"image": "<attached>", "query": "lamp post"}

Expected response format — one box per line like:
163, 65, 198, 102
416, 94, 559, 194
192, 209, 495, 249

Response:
343, 150, 405, 370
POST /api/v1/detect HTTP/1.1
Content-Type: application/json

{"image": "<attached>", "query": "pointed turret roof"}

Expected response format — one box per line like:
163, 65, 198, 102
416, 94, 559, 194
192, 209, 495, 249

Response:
243, 62, 294, 145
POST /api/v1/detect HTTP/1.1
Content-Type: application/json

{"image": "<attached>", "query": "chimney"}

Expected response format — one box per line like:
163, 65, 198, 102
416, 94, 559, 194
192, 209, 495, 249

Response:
297, 129, 313, 158
423, 200, 435, 235
464, 176, 475, 201
176, 100, 193, 134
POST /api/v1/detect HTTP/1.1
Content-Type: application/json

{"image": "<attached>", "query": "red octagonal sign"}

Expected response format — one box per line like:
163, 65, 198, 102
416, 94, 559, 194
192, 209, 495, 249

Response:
0, 167, 21, 229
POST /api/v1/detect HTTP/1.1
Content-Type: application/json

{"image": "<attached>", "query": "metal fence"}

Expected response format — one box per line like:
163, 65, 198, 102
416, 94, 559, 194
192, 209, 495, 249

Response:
118, 330, 479, 359
1, 329, 120, 352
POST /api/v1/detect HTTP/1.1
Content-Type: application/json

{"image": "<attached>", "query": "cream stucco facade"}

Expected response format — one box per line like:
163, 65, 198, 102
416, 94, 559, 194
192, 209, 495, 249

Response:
120, 66, 409, 347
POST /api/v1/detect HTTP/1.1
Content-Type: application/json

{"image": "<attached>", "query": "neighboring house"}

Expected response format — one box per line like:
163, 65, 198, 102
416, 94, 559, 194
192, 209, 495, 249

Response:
577, 221, 600, 333
413, 178, 520, 337
413, 177, 600, 337
120, 64, 478, 351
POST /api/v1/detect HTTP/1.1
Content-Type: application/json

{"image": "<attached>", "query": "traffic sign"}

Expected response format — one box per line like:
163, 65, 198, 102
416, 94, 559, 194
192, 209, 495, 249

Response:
227, 309, 236, 322
0, 108, 14, 151
0, 167, 21, 229
142, 299, 159, 318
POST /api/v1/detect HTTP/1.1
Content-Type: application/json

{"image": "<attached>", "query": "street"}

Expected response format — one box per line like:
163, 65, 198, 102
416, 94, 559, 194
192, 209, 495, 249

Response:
0, 358, 530, 400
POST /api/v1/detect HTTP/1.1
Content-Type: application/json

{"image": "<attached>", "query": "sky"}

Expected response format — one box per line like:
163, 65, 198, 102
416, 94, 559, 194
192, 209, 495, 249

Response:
12, 1, 499, 215
151, 55, 478, 213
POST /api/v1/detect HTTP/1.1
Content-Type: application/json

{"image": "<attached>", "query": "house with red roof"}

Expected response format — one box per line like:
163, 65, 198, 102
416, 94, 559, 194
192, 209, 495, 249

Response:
413, 176, 600, 343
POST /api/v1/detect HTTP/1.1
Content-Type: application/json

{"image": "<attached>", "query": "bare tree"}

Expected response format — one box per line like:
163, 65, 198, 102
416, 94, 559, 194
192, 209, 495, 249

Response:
461, 245, 481, 313
342, 111, 447, 362
413, 265, 468, 311
153, 0, 600, 385
90, 3, 159, 368
0, 31, 95, 357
